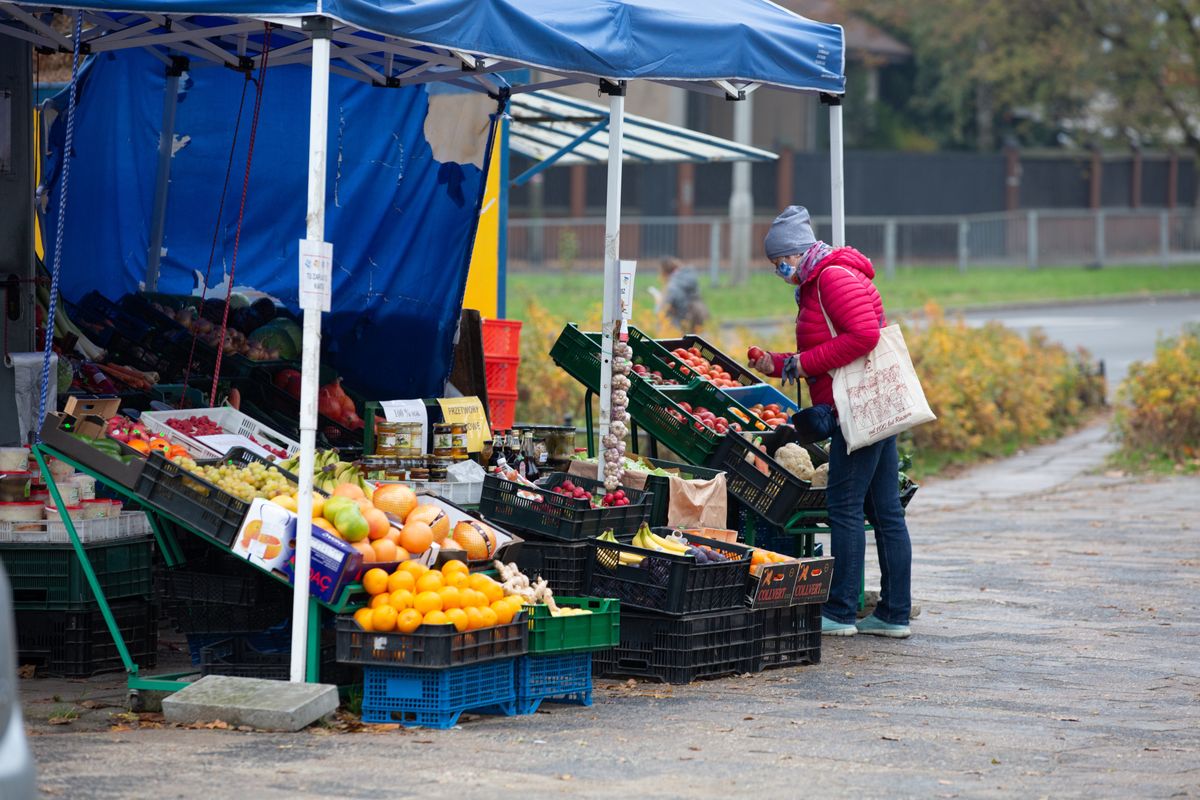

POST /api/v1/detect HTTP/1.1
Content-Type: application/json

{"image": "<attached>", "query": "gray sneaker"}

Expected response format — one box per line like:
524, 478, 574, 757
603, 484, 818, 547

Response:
856, 614, 911, 638
821, 616, 858, 636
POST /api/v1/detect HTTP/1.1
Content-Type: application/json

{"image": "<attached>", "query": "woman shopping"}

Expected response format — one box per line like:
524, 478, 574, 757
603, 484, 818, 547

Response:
748, 205, 913, 638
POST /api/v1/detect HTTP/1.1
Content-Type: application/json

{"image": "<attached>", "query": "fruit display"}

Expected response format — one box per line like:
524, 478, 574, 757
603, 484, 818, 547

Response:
774, 443, 816, 481
665, 400, 742, 435
163, 414, 290, 459
747, 402, 790, 429
169, 455, 297, 502
749, 546, 794, 576
630, 363, 681, 386
493, 561, 591, 617
105, 416, 190, 460
354, 559, 528, 633
273, 371, 365, 431
666, 346, 740, 388
549, 479, 631, 508
277, 449, 371, 494
152, 297, 287, 361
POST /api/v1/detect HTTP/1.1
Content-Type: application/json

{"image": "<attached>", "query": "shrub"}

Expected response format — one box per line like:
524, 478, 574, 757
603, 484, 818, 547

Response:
1114, 326, 1200, 469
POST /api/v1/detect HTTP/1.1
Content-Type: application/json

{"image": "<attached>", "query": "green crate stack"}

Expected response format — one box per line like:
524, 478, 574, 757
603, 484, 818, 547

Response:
0, 536, 156, 611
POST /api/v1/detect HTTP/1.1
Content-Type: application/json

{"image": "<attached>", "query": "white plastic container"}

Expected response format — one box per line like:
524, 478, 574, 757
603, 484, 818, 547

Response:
0, 501, 44, 523
0, 472, 31, 503
72, 474, 97, 501
80, 499, 110, 520
45, 480, 81, 509
45, 456, 74, 483
0, 447, 28, 472
45, 505, 86, 524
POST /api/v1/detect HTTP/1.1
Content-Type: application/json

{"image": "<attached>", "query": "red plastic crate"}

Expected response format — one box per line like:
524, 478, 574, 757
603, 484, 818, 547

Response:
484, 355, 521, 394
482, 319, 522, 359
489, 389, 517, 430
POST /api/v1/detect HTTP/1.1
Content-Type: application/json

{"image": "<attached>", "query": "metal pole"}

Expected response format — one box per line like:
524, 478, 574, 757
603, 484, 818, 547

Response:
1026, 210, 1038, 270
1159, 209, 1170, 268
598, 82, 625, 482
957, 218, 969, 273
1095, 209, 1106, 268
291, 21, 331, 684
497, 107, 510, 317
826, 96, 846, 247
729, 92, 754, 285
708, 219, 721, 286
883, 218, 897, 279
146, 57, 186, 292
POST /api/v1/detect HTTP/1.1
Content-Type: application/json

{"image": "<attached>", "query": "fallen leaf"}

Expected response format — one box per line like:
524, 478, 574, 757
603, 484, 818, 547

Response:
204, 720, 229, 730
47, 717, 73, 726
80, 700, 108, 709
1055, 717, 1079, 722
17, 665, 36, 679
743, 716, 754, 720
881, 735, 900, 741
560, 774, 573, 781
108, 724, 132, 733
991, 758, 1001, 765
689, 746, 701, 751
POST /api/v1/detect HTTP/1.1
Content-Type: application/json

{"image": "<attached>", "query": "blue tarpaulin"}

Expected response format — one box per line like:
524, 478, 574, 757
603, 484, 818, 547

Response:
6, 0, 844, 94
41, 49, 490, 399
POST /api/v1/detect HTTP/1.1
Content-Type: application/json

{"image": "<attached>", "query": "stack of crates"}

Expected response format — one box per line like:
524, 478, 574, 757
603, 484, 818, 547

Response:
481, 318, 522, 431
4, 525, 158, 677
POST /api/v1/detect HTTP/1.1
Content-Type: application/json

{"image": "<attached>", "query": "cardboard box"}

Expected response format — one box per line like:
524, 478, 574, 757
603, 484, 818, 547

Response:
63, 397, 121, 439
232, 498, 364, 604
790, 557, 834, 605
747, 561, 800, 608
38, 412, 147, 490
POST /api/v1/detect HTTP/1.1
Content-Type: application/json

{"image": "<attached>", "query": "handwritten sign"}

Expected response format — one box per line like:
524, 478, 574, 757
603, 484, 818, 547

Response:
436, 396, 488, 452
379, 399, 429, 450
298, 239, 332, 312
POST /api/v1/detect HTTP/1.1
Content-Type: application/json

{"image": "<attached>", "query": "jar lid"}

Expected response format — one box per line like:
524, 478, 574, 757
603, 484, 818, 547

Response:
82, 499, 110, 504
0, 501, 42, 507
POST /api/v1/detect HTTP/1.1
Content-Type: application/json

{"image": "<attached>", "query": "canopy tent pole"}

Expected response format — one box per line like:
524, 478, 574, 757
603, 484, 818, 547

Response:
290, 17, 332, 684
597, 80, 625, 481
824, 94, 846, 247
729, 91, 754, 285
145, 56, 186, 292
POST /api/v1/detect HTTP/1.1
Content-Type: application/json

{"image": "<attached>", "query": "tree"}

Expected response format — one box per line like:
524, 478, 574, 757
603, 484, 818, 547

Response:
848, 0, 1200, 167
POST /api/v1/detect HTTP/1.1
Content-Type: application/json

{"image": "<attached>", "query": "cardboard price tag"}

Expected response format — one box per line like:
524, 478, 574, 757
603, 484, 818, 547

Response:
747, 561, 799, 608
436, 396, 488, 452
791, 557, 834, 604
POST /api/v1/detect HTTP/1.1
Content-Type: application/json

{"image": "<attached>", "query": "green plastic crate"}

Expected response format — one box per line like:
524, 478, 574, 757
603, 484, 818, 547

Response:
0, 535, 156, 611
527, 597, 620, 655
549, 324, 682, 394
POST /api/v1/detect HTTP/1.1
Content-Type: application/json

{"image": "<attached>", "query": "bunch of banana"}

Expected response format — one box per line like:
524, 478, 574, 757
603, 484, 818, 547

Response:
631, 522, 692, 556
549, 605, 593, 617
596, 529, 644, 568
277, 449, 372, 496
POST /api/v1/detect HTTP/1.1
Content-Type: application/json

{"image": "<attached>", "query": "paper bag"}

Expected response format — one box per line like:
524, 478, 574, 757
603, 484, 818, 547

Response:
667, 472, 727, 528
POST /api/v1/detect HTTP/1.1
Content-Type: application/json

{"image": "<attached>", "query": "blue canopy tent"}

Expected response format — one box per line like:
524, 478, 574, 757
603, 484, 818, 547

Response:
1, 0, 846, 683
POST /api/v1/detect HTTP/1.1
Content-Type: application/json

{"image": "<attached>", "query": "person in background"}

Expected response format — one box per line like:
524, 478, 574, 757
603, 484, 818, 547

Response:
748, 205, 913, 639
649, 257, 709, 333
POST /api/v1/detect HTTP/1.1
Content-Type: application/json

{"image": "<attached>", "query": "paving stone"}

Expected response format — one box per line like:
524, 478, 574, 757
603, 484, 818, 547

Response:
161, 675, 338, 732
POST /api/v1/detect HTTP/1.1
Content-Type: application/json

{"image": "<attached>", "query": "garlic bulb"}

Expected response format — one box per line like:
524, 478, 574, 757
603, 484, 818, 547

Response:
602, 433, 620, 449
612, 389, 628, 405
604, 474, 620, 491
612, 374, 631, 391
611, 420, 628, 439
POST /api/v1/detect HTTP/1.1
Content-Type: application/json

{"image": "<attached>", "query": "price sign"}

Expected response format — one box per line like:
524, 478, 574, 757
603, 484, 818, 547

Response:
298, 239, 333, 312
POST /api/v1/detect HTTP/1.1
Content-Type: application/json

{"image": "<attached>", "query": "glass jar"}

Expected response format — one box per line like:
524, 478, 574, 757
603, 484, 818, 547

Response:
375, 421, 401, 456
396, 422, 423, 457
432, 422, 455, 458
384, 459, 410, 482
426, 455, 450, 482
358, 457, 390, 482
449, 422, 469, 461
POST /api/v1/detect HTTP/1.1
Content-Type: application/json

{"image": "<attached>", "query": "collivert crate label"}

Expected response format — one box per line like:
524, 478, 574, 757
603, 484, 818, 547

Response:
790, 557, 834, 604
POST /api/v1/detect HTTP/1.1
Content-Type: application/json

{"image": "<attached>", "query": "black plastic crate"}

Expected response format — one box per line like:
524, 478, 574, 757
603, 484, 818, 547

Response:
159, 564, 265, 607
240, 367, 363, 449
752, 603, 822, 671
584, 533, 751, 615
133, 447, 295, 546
199, 636, 342, 682
479, 472, 650, 542
705, 431, 825, 526
638, 456, 724, 528
15, 598, 158, 678
2, 536, 155, 611
335, 613, 528, 668
593, 609, 756, 684
512, 537, 590, 595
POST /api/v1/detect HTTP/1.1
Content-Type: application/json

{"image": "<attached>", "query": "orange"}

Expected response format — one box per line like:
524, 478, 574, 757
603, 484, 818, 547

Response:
332, 483, 366, 500
362, 567, 390, 596
396, 608, 422, 634
479, 578, 504, 604
421, 610, 450, 627
364, 508, 391, 541
415, 571, 445, 593
444, 607, 469, 632
393, 546, 410, 563
478, 607, 499, 628
382, 527, 402, 545
388, 589, 414, 611
467, 573, 491, 592
353, 607, 374, 631
445, 570, 469, 589
399, 521, 433, 554
406, 505, 450, 543
371, 604, 398, 633
369, 593, 391, 610
490, 600, 514, 625
127, 439, 151, 454
438, 586, 462, 610
312, 517, 339, 535
387, 570, 415, 593
414, 590, 443, 615
441, 559, 469, 576
371, 539, 399, 563
352, 539, 375, 561
399, 560, 428, 577
464, 606, 485, 631
462, 589, 486, 609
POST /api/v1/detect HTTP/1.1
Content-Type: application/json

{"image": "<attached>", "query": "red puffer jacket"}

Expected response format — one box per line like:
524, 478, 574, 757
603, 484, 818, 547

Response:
766, 247, 885, 407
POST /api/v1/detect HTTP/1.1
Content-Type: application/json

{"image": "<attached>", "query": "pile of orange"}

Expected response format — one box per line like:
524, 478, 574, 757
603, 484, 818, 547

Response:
354, 559, 525, 634
749, 547, 792, 575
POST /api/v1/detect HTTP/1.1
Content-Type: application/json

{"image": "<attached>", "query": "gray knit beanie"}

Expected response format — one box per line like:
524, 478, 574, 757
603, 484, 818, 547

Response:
763, 205, 816, 260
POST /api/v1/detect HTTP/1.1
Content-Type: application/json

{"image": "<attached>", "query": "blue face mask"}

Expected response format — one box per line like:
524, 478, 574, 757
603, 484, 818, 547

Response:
775, 258, 798, 284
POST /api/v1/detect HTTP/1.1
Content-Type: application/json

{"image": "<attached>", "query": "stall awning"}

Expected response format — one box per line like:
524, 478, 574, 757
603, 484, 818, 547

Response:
508, 90, 778, 171
0, 1, 845, 97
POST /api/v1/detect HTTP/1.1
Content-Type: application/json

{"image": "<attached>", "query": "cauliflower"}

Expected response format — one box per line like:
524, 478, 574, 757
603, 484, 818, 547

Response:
810, 462, 829, 488
775, 443, 815, 481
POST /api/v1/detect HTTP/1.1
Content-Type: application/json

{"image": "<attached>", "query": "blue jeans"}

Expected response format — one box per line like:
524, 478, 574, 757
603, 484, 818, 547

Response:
823, 429, 912, 625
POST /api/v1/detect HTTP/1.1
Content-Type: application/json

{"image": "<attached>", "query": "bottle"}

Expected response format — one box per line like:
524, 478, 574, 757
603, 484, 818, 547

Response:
522, 429, 539, 480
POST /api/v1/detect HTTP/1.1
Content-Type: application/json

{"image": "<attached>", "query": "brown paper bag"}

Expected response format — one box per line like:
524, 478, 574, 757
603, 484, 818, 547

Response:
666, 473, 727, 528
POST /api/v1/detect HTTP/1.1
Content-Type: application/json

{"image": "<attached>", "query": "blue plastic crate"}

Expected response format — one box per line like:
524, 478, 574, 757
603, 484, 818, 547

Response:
361, 659, 516, 729
723, 384, 800, 416
515, 653, 593, 715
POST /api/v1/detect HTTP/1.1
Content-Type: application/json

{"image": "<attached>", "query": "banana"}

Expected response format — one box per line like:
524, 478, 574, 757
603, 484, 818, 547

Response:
647, 529, 690, 555
618, 550, 644, 566
633, 529, 668, 553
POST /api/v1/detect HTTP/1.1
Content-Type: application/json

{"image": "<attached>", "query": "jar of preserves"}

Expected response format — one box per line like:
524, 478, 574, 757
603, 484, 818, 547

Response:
426, 455, 450, 482
449, 422, 469, 461
432, 423, 455, 458
396, 422, 424, 457
375, 421, 401, 456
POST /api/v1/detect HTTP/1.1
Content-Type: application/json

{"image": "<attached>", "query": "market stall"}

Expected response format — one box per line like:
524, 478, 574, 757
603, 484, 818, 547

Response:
1, 0, 850, 725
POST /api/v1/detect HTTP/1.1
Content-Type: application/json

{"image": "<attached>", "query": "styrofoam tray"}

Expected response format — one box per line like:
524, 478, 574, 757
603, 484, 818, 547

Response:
140, 405, 300, 459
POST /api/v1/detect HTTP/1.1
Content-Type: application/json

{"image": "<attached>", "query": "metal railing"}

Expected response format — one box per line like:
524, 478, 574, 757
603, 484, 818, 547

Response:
507, 209, 1200, 277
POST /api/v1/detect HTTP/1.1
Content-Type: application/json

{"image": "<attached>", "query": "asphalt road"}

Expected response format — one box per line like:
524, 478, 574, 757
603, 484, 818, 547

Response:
960, 296, 1200, 393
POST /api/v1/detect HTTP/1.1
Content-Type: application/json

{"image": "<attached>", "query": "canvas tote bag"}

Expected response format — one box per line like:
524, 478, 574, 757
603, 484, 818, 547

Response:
818, 267, 936, 453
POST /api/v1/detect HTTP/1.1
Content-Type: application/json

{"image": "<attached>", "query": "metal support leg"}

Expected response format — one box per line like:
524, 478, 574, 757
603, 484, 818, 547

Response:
306, 595, 321, 684
147, 511, 184, 568
584, 389, 596, 458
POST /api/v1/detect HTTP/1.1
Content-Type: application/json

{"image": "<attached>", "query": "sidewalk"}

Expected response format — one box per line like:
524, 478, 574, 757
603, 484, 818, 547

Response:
22, 421, 1200, 799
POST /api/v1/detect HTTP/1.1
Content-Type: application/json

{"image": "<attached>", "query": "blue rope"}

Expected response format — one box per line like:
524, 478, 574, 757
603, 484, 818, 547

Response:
36, 11, 83, 440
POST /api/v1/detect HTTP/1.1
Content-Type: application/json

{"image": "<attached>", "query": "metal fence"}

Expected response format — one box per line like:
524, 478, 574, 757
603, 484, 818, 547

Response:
507, 209, 1200, 277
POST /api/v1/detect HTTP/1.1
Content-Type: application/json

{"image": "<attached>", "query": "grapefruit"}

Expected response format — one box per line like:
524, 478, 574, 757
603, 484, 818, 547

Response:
332, 483, 366, 501
407, 505, 450, 543
372, 484, 417, 520
399, 521, 434, 554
